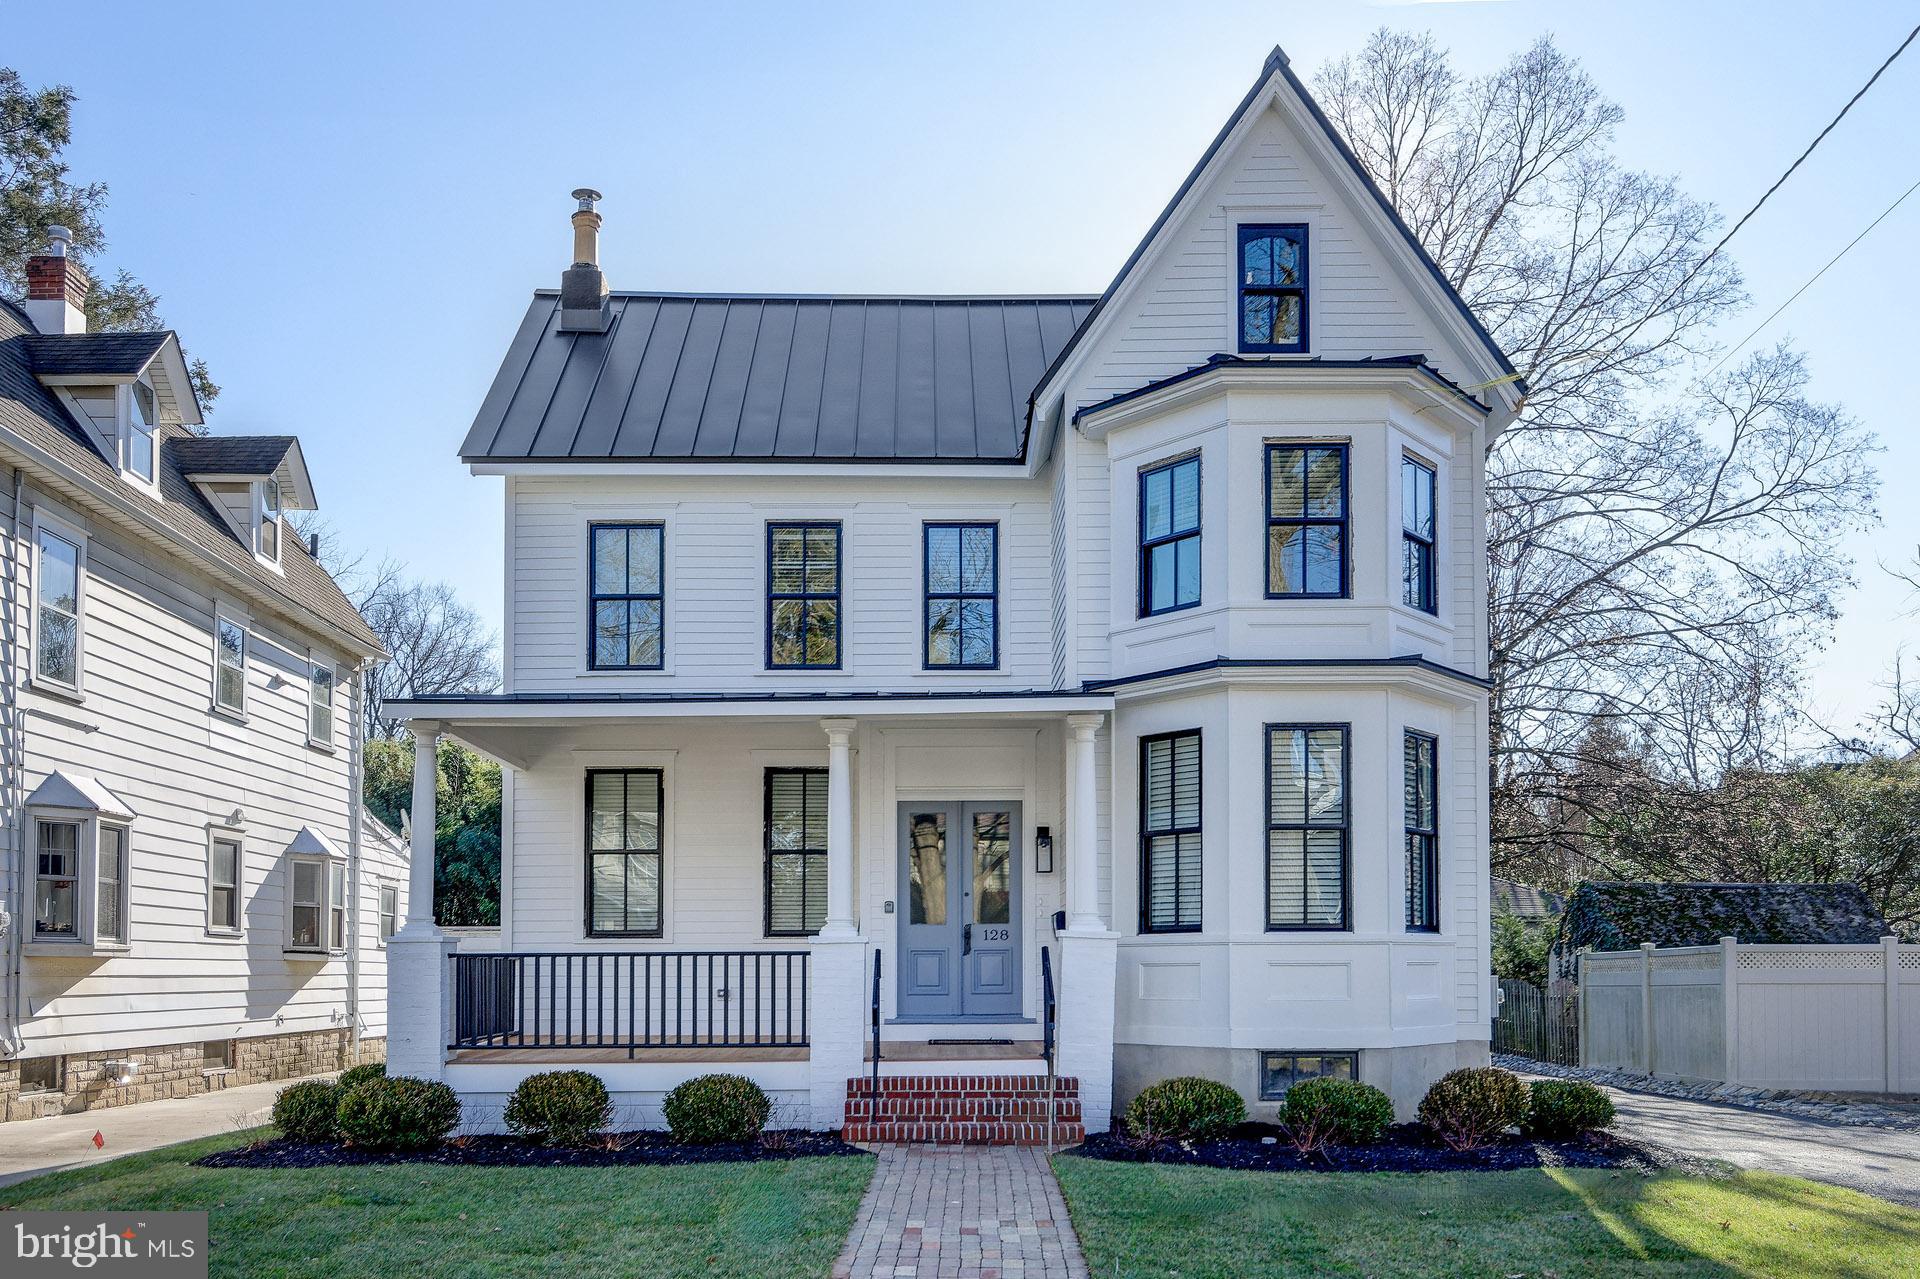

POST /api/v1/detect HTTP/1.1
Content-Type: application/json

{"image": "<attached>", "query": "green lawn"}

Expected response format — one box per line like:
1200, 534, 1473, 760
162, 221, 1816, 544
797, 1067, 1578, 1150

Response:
1, 1129, 874, 1279
1053, 1156, 1920, 1278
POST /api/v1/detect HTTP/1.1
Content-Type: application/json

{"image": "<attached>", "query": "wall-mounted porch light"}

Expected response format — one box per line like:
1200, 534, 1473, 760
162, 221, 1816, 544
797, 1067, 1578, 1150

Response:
1035, 826, 1054, 874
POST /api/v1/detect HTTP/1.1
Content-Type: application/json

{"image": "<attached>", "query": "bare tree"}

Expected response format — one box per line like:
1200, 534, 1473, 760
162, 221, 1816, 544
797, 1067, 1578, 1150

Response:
1316, 31, 1880, 873
297, 515, 499, 738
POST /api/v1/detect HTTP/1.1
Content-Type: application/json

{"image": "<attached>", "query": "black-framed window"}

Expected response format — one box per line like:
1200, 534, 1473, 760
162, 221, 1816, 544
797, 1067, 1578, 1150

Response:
1405, 731, 1439, 932
1238, 224, 1308, 353
1266, 724, 1349, 930
1266, 444, 1348, 598
1258, 1051, 1357, 1100
586, 768, 663, 937
768, 523, 841, 668
1140, 731, 1202, 933
590, 523, 664, 670
1402, 457, 1437, 614
924, 523, 998, 669
1139, 456, 1201, 616
765, 768, 828, 936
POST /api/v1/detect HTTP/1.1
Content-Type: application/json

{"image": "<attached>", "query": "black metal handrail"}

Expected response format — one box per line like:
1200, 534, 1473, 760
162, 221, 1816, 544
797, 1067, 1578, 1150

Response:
869, 946, 883, 1102
1041, 943, 1059, 1150
450, 950, 810, 1058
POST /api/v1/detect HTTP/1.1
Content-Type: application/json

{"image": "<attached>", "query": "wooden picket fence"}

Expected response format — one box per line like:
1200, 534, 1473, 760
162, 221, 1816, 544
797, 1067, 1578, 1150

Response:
1492, 978, 1580, 1066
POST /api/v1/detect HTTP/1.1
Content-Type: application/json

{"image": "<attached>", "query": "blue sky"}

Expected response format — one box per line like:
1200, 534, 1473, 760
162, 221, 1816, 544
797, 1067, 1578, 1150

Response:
22, 1, 1919, 735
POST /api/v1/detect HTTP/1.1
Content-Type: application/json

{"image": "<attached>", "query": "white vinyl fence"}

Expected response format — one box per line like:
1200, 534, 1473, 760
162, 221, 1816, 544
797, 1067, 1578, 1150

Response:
1580, 937, 1918, 1093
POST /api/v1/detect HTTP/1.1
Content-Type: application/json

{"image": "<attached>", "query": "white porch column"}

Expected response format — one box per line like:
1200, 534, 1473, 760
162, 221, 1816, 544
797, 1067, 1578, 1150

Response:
808, 717, 866, 1128
386, 721, 454, 1082
1059, 710, 1119, 1133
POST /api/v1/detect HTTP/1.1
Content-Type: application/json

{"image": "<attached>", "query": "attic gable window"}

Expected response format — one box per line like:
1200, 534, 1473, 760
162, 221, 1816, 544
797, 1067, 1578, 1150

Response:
1238, 225, 1308, 354
257, 479, 281, 564
123, 383, 156, 483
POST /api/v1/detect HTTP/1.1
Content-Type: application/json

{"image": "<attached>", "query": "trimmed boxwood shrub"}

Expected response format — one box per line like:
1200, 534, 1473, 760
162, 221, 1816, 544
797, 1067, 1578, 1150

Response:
337, 1062, 387, 1092
335, 1076, 461, 1151
1524, 1079, 1615, 1139
662, 1073, 771, 1144
1417, 1067, 1530, 1150
1280, 1077, 1394, 1148
1123, 1076, 1245, 1143
504, 1070, 612, 1146
271, 1080, 341, 1142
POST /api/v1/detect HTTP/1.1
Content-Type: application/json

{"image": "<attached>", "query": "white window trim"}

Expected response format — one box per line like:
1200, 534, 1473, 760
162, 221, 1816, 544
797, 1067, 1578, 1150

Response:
306, 651, 337, 751
116, 382, 161, 496
24, 809, 131, 954
211, 607, 250, 720
252, 479, 284, 572
285, 851, 348, 956
29, 508, 87, 699
206, 826, 245, 939
376, 881, 399, 946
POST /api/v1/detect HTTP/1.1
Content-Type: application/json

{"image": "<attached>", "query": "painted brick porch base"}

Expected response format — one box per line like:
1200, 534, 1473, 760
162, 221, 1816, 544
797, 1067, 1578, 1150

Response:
842, 1074, 1085, 1146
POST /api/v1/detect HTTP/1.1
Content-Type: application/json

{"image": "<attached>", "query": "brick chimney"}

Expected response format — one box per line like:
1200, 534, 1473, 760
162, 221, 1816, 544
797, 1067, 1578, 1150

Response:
24, 226, 89, 335
557, 189, 611, 333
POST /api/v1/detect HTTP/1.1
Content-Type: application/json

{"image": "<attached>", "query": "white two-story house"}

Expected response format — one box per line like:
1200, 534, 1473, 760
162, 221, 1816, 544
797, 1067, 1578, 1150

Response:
387, 46, 1520, 1139
0, 230, 399, 1121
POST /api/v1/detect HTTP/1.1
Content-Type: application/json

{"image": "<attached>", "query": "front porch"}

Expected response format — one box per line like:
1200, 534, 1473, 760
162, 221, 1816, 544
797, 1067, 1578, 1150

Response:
381, 695, 1120, 1136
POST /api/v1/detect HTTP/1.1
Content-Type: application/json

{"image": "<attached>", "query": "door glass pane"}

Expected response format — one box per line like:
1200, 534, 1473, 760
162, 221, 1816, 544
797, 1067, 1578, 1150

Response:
971, 811, 1010, 925
906, 811, 946, 925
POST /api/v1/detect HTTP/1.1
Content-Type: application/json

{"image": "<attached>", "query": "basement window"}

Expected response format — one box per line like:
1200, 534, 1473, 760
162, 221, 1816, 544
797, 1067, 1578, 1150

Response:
202, 1040, 235, 1071
1258, 1051, 1357, 1100
19, 1055, 63, 1095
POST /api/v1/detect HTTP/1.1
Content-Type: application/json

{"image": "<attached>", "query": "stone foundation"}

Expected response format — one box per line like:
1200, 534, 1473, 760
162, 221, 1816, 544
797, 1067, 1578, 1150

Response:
0, 1030, 386, 1122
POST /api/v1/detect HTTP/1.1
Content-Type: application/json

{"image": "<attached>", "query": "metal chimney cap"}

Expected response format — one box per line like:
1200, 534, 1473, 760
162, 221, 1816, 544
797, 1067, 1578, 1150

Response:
46, 225, 72, 255
571, 188, 602, 211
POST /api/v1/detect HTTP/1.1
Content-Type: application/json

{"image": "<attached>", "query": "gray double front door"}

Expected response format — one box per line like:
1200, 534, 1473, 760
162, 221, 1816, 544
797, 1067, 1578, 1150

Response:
896, 800, 1022, 1020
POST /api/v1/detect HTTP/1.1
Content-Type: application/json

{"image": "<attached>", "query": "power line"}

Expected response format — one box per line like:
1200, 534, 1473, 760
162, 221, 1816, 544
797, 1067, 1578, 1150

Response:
1705, 174, 1920, 376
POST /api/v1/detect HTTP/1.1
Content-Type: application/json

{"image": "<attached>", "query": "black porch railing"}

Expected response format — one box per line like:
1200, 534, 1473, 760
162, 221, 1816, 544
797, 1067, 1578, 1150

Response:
451, 951, 811, 1057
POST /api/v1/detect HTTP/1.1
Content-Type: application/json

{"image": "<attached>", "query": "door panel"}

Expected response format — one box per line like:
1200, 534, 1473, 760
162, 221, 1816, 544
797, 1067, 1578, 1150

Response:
896, 800, 1021, 1020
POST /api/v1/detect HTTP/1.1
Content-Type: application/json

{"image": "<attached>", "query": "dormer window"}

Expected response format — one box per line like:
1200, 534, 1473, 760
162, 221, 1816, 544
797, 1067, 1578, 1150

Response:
1238, 225, 1309, 354
123, 382, 156, 484
257, 479, 281, 564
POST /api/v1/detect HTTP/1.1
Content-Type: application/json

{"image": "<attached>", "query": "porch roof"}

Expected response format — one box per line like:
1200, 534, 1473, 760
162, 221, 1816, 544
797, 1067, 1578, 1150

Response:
389, 689, 1110, 719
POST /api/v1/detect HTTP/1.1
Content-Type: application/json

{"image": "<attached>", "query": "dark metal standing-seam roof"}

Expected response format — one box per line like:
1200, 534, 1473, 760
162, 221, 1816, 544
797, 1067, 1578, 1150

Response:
460, 293, 1098, 463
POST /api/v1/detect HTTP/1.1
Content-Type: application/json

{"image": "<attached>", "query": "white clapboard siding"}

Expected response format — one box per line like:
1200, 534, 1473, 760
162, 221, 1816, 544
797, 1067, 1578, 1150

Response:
0, 481, 386, 1058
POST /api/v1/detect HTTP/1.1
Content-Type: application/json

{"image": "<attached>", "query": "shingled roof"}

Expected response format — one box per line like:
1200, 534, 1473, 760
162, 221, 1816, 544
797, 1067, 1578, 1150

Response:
169, 435, 297, 477
1557, 882, 1890, 952
0, 301, 378, 654
24, 331, 172, 377
460, 293, 1096, 463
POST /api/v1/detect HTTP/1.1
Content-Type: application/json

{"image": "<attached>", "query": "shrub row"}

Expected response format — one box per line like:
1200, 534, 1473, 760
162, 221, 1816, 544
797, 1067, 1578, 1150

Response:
1121, 1068, 1612, 1151
271, 1064, 460, 1152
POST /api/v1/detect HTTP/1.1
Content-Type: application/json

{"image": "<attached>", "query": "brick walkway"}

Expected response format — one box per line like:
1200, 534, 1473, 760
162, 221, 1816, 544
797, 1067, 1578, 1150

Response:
834, 1145, 1090, 1278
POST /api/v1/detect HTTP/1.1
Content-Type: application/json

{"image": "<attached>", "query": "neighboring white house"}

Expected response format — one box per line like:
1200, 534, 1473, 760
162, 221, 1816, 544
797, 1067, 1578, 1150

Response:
0, 232, 395, 1121
387, 45, 1520, 1138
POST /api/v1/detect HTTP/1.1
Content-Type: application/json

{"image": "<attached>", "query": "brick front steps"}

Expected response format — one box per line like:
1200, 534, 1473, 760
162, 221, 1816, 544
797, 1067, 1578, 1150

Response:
843, 1074, 1084, 1146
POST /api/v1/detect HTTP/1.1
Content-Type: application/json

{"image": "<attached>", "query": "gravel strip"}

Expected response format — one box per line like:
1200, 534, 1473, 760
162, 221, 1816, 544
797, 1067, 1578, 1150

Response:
1494, 1054, 1920, 1131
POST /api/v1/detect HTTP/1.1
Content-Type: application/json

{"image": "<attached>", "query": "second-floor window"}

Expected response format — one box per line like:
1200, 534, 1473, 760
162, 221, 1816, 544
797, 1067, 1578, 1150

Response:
308, 659, 335, 746
1140, 730, 1202, 933
924, 523, 997, 669
1405, 731, 1439, 931
1239, 224, 1308, 353
1266, 443, 1348, 598
1266, 724, 1349, 930
214, 616, 246, 714
1402, 457, 1437, 614
590, 523, 664, 670
1139, 456, 1200, 616
768, 522, 841, 668
35, 525, 83, 691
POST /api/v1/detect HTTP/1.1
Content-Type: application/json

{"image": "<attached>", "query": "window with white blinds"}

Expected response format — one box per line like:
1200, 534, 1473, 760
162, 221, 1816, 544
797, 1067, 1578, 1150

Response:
1266, 725, 1349, 929
1140, 731, 1202, 932
586, 769, 663, 937
765, 768, 828, 936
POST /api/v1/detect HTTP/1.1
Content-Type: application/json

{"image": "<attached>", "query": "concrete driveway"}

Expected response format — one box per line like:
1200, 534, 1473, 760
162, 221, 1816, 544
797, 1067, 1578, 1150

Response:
1597, 1084, 1920, 1208
0, 1075, 302, 1190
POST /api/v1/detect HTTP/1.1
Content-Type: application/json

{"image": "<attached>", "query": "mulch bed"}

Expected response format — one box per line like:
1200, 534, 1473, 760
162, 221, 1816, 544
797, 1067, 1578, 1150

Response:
195, 1130, 871, 1170
1068, 1122, 1688, 1174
